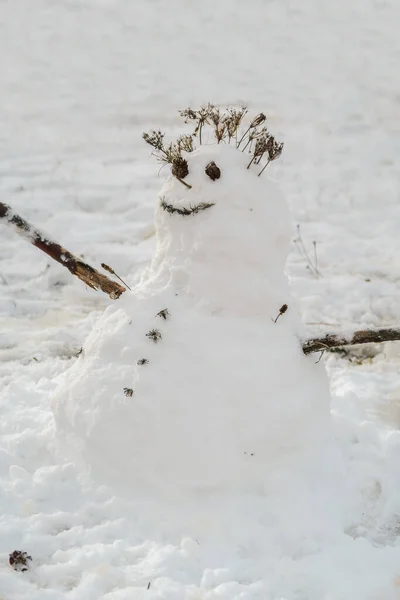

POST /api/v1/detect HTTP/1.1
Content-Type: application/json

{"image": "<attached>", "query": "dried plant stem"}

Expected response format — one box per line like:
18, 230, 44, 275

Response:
247, 156, 255, 169
237, 125, 252, 149
294, 225, 321, 279
241, 138, 252, 153
258, 159, 271, 177
145, 107, 282, 183
175, 176, 192, 189
302, 328, 400, 355
313, 241, 318, 274
0, 202, 126, 299
101, 263, 131, 290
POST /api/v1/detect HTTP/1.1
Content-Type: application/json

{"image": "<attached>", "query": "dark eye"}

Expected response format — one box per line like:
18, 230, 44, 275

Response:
205, 161, 221, 181
171, 157, 189, 179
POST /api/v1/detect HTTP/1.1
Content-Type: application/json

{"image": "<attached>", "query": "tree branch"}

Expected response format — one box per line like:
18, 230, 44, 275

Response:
0, 202, 126, 299
302, 328, 400, 355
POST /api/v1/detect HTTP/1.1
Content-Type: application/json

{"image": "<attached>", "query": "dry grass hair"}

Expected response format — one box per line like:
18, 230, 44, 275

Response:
143, 104, 283, 183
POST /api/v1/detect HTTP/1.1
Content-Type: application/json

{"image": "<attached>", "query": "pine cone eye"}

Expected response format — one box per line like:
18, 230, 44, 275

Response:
171, 157, 189, 179
205, 161, 221, 181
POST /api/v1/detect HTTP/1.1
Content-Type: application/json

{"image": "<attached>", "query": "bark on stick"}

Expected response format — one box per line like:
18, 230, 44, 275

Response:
302, 328, 400, 355
0, 202, 126, 299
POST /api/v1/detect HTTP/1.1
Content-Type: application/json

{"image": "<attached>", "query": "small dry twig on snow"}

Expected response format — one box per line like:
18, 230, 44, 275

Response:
294, 225, 321, 279
273, 304, 288, 323
302, 328, 400, 355
0, 202, 126, 299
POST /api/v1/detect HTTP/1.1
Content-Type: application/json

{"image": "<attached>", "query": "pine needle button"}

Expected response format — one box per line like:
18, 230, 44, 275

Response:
205, 161, 221, 181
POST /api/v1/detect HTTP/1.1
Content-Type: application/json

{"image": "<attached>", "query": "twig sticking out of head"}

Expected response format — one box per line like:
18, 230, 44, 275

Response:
101, 263, 131, 290
247, 130, 269, 169
237, 112, 266, 149
142, 130, 194, 189
180, 106, 207, 144
242, 125, 283, 176
257, 137, 284, 176
0, 202, 126, 299
180, 104, 248, 146
224, 106, 248, 143
160, 198, 215, 216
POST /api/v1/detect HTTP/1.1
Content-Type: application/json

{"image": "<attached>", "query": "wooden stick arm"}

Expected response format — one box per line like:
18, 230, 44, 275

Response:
0, 202, 126, 299
302, 328, 400, 354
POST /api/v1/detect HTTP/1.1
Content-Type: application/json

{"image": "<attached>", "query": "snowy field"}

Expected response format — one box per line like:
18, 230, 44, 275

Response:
2, 0, 400, 598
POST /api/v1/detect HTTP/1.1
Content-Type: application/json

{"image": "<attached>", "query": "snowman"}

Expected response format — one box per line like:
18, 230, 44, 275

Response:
53, 107, 335, 499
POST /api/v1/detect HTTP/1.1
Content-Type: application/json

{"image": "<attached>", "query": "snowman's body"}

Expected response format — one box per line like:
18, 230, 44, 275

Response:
53, 144, 333, 493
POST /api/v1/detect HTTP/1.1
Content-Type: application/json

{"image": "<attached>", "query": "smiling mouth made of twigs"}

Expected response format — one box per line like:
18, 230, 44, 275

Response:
160, 198, 215, 216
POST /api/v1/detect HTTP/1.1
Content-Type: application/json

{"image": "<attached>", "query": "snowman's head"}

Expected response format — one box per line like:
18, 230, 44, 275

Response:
156, 142, 289, 263
149, 144, 290, 311
143, 108, 290, 310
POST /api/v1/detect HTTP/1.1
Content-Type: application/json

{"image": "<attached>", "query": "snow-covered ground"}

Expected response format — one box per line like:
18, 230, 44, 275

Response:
2, 0, 400, 598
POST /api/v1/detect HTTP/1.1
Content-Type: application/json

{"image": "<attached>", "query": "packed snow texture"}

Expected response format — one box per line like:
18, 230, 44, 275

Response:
2, 0, 400, 598
54, 144, 333, 494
